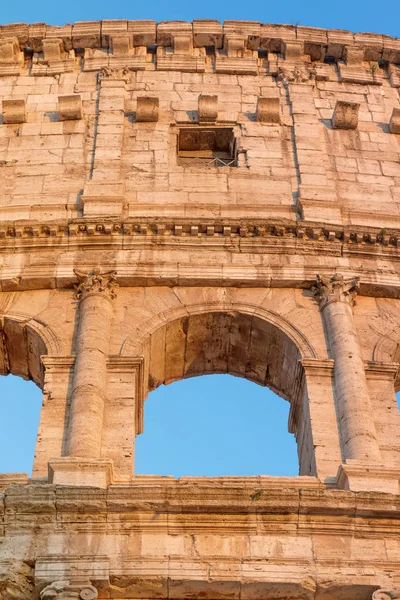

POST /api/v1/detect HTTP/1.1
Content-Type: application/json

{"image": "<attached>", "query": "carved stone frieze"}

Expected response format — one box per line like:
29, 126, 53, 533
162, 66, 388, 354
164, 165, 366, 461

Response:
40, 580, 98, 600
73, 269, 118, 300
312, 273, 360, 307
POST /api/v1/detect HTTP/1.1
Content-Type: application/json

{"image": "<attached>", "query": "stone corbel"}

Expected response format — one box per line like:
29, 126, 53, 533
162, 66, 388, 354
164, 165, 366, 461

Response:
72, 21, 101, 49
193, 19, 223, 48
259, 23, 296, 54
42, 38, 66, 61
283, 40, 305, 59
32, 37, 75, 75
0, 37, 23, 75
157, 22, 204, 72
128, 20, 156, 46
215, 21, 259, 75
388, 64, 400, 88
340, 45, 382, 85
332, 100, 360, 130
58, 95, 83, 121
344, 45, 365, 65
2, 98, 26, 124
198, 95, 218, 123
256, 97, 280, 124
389, 108, 400, 134
297, 26, 327, 61
136, 96, 159, 122
110, 33, 132, 57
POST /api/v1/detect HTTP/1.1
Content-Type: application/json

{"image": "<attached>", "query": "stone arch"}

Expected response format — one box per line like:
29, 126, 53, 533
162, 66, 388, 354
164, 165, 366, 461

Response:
127, 301, 320, 476
0, 312, 63, 388
122, 300, 316, 400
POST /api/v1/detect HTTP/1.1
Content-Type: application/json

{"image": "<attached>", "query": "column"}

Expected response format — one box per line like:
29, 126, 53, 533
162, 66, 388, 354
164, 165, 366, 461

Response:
66, 269, 118, 458
313, 273, 382, 463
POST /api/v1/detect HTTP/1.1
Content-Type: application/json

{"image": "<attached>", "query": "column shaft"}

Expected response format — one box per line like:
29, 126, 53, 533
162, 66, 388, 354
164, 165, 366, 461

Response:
66, 270, 117, 458
314, 274, 381, 463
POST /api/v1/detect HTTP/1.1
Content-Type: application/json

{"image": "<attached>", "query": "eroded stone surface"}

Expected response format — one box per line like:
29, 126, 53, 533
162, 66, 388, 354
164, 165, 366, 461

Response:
0, 17, 400, 600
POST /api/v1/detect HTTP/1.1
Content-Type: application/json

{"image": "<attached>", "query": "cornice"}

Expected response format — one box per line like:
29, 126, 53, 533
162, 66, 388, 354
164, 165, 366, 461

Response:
3, 482, 400, 538
0, 218, 400, 256
0, 21, 399, 85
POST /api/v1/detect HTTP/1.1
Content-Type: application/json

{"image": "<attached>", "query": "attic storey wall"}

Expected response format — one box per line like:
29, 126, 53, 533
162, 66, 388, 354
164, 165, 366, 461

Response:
0, 21, 399, 228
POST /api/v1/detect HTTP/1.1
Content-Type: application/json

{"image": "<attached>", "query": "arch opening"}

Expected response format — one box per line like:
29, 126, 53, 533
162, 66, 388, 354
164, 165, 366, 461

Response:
146, 311, 303, 401
0, 316, 56, 476
139, 309, 314, 477
0, 374, 42, 475
136, 374, 298, 477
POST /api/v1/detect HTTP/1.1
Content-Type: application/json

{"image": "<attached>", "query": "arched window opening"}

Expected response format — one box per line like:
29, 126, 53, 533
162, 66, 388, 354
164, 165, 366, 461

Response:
136, 374, 298, 477
0, 374, 42, 475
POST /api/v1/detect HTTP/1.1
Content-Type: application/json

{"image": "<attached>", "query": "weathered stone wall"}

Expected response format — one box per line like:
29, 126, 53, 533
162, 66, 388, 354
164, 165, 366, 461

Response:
0, 21, 399, 227
1, 18, 400, 600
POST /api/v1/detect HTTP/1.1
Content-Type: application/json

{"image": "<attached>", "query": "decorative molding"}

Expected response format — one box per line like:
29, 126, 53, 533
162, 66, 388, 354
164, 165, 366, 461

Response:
312, 273, 360, 308
373, 590, 400, 600
1, 219, 400, 250
73, 269, 118, 301
40, 581, 98, 600
0, 21, 399, 85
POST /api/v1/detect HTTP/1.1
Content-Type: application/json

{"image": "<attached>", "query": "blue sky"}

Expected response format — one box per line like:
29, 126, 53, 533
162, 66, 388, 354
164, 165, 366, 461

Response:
0, 374, 298, 477
0, 0, 399, 477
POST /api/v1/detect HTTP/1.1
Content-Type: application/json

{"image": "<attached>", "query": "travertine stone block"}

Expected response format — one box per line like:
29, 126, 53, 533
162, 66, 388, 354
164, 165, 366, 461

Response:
111, 33, 132, 56
42, 38, 65, 61
193, 19, 223, 48
389, 108, 400, 134
256, 97, 280, 124
2, 98, 26, 123
344, 45, 365, 64
0, 37, 21, 63
223, 20, 261, 50
72, 21, 101, 48
48, 457, 114, 488
332, 100, 359, 130
198, 95, 218, 123
388, 63, 400, 87
58, 95, 83, 120
283, 40, 304, 59
157, 21, 192, 47
136, 96, 159, 122
128, 20, 157, 46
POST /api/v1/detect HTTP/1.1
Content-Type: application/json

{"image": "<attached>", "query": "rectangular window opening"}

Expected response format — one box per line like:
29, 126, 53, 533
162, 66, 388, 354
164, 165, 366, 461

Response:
177, 127, 237, 167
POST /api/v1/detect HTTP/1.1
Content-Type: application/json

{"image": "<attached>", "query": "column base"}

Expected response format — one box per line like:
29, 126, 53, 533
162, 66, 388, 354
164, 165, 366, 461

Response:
336, 460, 400, 493
48, 458, 114, 488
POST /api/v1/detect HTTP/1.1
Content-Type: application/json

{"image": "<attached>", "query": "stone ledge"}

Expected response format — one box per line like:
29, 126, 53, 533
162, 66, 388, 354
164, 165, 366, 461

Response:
48, 458, 114, 488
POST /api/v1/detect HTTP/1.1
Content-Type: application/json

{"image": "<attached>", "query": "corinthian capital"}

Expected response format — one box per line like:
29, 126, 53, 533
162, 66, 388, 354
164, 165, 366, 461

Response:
73, 269, 118, 301
40, 580, 98, 600
312, 273, 360, 307
372, 590, 400, 600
